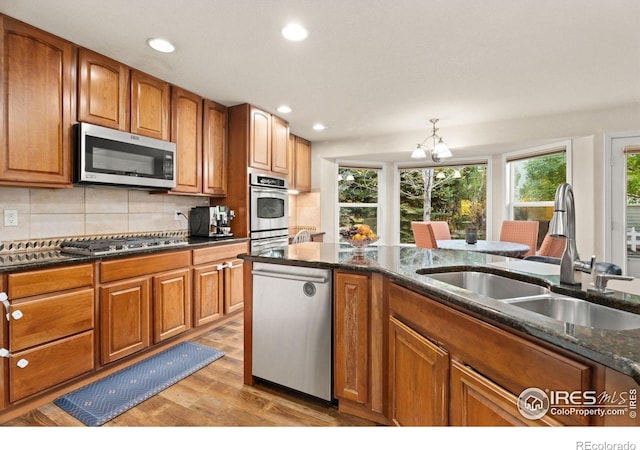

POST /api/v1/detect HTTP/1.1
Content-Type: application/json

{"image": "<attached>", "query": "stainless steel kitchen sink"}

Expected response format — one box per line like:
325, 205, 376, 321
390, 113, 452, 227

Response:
423, 271, 549, 299
503, 295, 640, 330
422, 270, 640, 330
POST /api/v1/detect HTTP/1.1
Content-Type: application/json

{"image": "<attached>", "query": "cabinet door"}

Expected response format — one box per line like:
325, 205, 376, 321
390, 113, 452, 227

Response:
171, 87, 203, 193
224, 259, 244, 314
271, 115, 289, 175
294, 137, 311, 192
202, 99, 228, 196
77, 48, 130, 130
287, 133, 296, 187
450, 360, 561, 426
193, 264, 224, 326
334, 272, 369, 404
249, 106, 271, 170
388, 316, 449, 426
131, 70, 170, 140
100, 278, 150, 364
153, 269, 191, 342
0, 17, 74, 187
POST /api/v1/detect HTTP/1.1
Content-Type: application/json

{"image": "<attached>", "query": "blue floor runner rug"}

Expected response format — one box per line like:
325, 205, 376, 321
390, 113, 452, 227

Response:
54, 342, 224, 426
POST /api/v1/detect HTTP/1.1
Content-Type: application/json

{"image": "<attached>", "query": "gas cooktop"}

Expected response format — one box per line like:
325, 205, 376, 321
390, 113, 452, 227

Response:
60, 235, 189, 256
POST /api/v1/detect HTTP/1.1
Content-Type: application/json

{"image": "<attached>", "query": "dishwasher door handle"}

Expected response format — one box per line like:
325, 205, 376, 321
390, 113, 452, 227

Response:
252, 270, 329, 284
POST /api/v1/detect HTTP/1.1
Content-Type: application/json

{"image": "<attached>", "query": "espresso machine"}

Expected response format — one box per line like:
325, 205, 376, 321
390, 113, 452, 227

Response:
189, 206, 235, 238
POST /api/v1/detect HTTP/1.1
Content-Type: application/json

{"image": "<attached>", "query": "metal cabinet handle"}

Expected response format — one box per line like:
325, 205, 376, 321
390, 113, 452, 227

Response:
11, 310, 23, 320
0, 348, 9, 358
16, 358, 29, 368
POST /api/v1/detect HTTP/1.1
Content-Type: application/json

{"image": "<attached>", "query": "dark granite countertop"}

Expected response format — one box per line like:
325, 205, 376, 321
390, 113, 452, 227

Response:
0, 237, 250, 273
240, 242, 640, 384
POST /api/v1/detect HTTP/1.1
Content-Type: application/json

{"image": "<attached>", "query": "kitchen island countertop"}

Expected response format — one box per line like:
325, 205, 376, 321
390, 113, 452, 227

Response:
240, 242, 640, 384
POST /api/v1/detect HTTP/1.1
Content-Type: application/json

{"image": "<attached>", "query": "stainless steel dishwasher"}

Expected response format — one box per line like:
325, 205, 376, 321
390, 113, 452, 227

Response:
252, 262, 333, 401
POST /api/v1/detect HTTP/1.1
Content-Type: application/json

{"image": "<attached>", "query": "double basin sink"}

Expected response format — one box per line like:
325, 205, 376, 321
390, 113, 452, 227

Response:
421, 270, 640, 330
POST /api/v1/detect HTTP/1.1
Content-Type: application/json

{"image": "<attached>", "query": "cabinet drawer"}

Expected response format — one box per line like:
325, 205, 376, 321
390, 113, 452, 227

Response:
9, 288, 94, 352
8, 264, 94, 299
192, 242, 248, 266
9, 330, 94, 402
100, 250, 191, 283
389, 282, 592, 425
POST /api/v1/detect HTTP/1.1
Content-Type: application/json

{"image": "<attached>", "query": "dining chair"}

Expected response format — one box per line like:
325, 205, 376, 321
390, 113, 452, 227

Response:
499, 220, 539, 257
411, 221, 450, 248
291, 229, 312, 244
536, 234, 566, 258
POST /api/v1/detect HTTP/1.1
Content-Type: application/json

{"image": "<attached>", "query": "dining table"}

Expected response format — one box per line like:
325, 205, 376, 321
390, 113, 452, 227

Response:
436, 239, 530, 258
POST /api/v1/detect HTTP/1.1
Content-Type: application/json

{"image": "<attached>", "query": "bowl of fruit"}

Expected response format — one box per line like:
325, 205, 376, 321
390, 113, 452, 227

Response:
340, 224, 379, 258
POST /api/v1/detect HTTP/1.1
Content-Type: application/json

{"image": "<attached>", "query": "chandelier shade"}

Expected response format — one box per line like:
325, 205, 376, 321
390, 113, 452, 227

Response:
411, 118, 453, 162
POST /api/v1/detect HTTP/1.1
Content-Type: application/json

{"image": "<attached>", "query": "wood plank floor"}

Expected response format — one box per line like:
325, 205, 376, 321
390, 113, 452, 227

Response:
3, 315, 375, 427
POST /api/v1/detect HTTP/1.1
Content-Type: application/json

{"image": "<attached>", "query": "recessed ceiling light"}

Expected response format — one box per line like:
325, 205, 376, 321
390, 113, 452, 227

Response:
277, 105, 292, 114
281, 23, 308, 41
147, 38, 175, 53
313, 123, 326, 131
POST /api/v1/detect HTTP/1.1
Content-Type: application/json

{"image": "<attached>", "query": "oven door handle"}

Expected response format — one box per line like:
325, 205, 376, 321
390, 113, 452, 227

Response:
251, 187, 287, 195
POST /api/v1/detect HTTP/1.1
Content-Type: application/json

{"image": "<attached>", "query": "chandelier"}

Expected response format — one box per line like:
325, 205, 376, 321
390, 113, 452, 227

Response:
411, 118, 453, 162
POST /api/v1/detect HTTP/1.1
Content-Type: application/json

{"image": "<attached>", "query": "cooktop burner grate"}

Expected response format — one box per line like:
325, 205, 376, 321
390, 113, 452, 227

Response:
60, 236, 188, 256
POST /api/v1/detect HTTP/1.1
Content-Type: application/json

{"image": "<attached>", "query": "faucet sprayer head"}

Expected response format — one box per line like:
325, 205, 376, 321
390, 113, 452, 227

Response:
549, 183, 570, 237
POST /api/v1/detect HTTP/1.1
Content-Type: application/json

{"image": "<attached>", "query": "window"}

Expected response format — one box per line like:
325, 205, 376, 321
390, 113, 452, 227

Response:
399, 164, 487, 244
507, 148, 567, 245
337, 166, 381, 238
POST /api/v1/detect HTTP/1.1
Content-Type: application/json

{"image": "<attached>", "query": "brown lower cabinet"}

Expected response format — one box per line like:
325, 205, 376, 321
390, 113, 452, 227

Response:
3, 264, 95, 403
387, 281, 594, 426
99, 251, 191, 364
192, 242, 248, 325
388, 316, 448, 426
333, 271, 387, 423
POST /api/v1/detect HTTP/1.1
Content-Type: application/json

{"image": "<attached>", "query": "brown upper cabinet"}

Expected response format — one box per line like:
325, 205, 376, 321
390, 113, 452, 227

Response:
130, 70, 171, 140
171, 93, 228, 196
0, 16, 75, 187
202, 99, 228, 196
292, 135, 311, 192
78, 48, 130, 130
171, 87, 203, 194
245, 105, 289, 175
78, 48, 170, 141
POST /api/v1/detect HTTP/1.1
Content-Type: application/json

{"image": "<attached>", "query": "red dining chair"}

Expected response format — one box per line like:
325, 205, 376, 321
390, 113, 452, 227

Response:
411, 221, 451, 248
536, 233, 566, 258
499, 220, 538, 257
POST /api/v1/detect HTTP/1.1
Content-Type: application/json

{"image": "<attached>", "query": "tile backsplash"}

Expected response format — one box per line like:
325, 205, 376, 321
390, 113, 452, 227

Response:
0, 186, 209, 242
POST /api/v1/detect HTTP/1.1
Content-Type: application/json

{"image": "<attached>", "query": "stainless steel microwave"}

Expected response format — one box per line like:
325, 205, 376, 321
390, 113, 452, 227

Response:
75, 122, 176, 189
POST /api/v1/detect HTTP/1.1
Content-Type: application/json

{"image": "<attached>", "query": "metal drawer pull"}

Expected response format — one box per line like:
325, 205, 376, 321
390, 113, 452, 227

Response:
17, 359, 29, 368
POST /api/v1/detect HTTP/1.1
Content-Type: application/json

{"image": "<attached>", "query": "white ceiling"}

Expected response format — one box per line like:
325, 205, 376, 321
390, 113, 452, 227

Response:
2, 0, 639, 150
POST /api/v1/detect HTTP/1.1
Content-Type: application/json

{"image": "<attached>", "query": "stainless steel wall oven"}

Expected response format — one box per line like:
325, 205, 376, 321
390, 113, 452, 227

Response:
250, 174, 289, 252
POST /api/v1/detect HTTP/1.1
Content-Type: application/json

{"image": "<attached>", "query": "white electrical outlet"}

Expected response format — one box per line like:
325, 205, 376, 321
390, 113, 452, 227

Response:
4, 209, 18, 227
174, 210, 181, 221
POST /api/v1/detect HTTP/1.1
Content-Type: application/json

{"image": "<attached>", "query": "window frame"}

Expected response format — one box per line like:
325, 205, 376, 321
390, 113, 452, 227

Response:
396, 159, 490, 245
335, 161, 385, 244
504, 141, 572, 221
